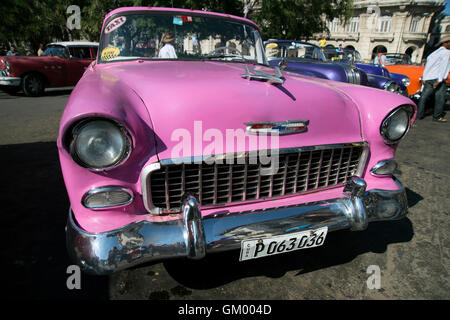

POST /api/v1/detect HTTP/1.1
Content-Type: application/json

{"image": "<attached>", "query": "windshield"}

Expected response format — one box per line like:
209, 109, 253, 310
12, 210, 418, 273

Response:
98, 12, 267, 65
323, 48, 362, 63
42, 45, 69, 58
384, 54, 412, 65
265, 41, 326, 62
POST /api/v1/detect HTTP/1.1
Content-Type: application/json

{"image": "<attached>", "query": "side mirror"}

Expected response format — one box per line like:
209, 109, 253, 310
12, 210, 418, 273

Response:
278, 58, 288, 70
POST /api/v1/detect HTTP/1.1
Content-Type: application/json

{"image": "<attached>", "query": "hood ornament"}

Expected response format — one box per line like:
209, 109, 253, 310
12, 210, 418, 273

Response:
241, 65, 285, 84
245, 120, 309, 135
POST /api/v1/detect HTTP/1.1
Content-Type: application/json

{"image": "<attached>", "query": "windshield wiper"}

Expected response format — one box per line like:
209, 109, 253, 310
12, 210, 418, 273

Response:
203, 53, 251, 62
241, 65, 285, 85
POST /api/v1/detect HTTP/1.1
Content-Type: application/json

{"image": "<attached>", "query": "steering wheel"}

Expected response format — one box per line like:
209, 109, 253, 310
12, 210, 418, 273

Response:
207, 46, 243, 57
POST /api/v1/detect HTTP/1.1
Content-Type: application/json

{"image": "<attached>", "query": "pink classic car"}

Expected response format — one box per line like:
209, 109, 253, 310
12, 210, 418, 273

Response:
58, 7, 417, 274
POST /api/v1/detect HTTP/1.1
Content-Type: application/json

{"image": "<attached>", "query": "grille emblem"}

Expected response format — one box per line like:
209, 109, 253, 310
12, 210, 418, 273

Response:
245, 120, 309, 135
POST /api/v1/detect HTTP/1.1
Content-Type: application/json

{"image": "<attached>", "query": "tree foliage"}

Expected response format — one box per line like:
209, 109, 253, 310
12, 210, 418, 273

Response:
248, 0, 354, 40
1, 0, 352, 54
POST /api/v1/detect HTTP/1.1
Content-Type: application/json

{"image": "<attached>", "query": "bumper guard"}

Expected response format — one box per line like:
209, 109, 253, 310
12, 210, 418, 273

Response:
66, 177, 408, 275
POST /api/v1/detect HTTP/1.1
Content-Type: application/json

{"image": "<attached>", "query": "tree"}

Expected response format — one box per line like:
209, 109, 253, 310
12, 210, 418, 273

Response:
81, 0, 244, 42
1, 0, 87, 54
248, 0, 354, 40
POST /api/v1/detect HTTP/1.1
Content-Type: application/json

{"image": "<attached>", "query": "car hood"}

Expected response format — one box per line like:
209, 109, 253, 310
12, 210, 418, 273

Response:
93, 61, 364, 159
385, 64, 424, 73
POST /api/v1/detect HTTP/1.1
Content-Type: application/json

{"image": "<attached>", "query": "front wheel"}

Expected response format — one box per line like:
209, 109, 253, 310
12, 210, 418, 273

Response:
22, 73, 45, 96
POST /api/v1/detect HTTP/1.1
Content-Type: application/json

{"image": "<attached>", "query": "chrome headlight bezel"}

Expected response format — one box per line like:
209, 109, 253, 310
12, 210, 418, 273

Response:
401, 77, 410, 87
383, 80, 399, 93
69, 118, 132, 170
380, 105, 414, 144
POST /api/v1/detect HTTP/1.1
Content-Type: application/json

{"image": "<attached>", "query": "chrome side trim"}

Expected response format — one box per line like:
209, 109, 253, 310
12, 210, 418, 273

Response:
140, 162, 162, 214
0, 76, 21, 86
158, 142, 367, 166
355, 143, 370, 177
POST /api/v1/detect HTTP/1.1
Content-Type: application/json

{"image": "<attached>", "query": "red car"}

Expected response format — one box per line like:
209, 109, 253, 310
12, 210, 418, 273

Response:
0, 41, 98, 96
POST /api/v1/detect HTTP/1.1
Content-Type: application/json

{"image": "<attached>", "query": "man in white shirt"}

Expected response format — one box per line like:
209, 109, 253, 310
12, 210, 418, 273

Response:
158, 32, 177, 59
417, 35, 450, 122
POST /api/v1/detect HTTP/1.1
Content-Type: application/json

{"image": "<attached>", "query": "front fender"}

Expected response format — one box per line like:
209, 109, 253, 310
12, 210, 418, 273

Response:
57, 68, 158, 232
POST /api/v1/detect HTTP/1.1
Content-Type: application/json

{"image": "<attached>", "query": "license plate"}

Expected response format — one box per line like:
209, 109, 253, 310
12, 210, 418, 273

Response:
239, 227, 328, 261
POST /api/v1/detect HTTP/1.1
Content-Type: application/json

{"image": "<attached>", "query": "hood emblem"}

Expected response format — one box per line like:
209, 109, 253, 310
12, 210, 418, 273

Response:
241, 65, 285, 85
245, 120, 309, 135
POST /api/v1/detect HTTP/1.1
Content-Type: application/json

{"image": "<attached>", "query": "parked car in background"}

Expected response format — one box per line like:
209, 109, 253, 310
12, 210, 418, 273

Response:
60, 7, 416, 275
265, 40, 369, 87
323, 47, 410, 96
378, 53, 450, 100
0, 41, 98, 96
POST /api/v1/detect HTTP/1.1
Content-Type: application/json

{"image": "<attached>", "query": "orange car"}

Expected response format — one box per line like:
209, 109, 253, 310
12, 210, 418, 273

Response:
377, 53, 450, 100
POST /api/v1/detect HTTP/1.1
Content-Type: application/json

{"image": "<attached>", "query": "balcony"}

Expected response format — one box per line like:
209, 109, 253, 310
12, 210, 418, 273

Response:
328, 32, 360, 41
370, 33, 395, 42
402, 32, 427, 43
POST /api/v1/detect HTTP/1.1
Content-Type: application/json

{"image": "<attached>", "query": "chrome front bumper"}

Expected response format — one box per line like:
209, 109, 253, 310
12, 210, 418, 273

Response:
0, 76, 21, 86
66, 177, 408, 275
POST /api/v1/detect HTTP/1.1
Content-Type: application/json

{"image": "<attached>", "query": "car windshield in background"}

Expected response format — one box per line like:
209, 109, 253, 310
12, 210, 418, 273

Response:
323, 48, 363, 63
42, 46, 69, 58
265, 42, 326, 62
98, 12, 267, 65
384, 54, 413, 65
69, 47, 93, 59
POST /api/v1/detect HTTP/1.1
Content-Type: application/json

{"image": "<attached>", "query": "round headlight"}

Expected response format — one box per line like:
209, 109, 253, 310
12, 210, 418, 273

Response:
401, 77, 410, 87
71, 120, 130, 169
380, 107, 411, 144
384, 81, 399, 93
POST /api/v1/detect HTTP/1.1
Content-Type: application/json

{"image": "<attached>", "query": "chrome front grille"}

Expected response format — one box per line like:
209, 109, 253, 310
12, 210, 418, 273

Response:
147, 144, 365, 213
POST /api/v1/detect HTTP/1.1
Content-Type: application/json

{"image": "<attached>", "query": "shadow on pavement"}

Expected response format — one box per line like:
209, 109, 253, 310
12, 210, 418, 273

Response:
0, 142, 108, 299
163, 217, 414, 290
405, 187, 423, 208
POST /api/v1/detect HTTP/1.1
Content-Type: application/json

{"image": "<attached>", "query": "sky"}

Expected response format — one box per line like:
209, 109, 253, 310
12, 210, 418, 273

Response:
446, 0, 450, 14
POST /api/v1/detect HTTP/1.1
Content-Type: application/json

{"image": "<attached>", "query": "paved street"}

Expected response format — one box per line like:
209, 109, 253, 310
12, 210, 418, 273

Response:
0, 88, 448, 300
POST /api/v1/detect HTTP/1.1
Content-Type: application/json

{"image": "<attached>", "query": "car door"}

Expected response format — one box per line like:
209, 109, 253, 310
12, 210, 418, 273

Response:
39, 45, 69, 86
66, 46, 95, 85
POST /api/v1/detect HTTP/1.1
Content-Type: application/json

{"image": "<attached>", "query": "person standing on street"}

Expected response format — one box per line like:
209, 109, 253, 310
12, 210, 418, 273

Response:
374, 52, 387, 65
319, 36, 326, 48
37, 43, 44, 56
7, 45, 20, 56
417, 35, 450, 123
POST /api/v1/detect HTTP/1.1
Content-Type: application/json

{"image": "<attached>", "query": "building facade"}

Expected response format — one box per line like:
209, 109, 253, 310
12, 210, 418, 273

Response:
310, 0, 446, 63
